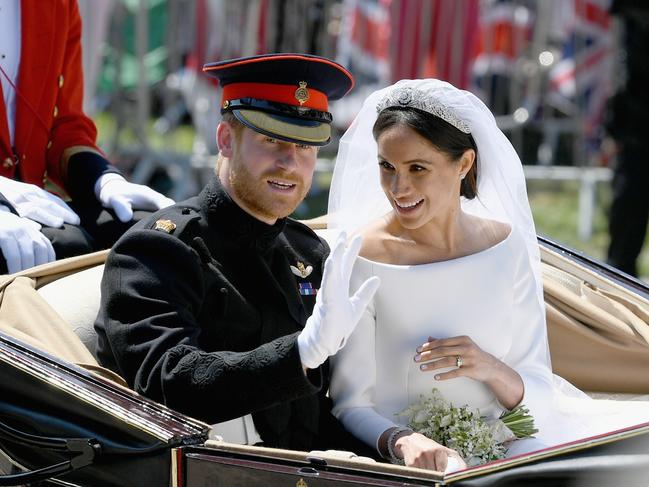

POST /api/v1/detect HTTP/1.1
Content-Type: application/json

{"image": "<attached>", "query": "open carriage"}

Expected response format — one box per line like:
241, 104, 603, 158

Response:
1, 224, 648, 487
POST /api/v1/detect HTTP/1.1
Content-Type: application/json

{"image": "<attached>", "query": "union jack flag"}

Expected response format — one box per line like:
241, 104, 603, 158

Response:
548, 0, 614, 156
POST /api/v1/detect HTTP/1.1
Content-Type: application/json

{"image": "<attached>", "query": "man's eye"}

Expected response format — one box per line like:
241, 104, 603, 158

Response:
296, 143, 311, 150
265, 137, 278, 144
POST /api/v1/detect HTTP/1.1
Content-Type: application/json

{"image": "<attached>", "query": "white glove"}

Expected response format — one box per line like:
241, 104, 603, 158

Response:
297, 233, 380, 369
95, 174, 175, 223
0, 176, 80, 228
445, 455, 465, 474
0, 206, 56, 274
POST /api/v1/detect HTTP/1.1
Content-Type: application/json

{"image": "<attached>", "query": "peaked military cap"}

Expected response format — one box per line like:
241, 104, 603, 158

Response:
203, 53, 354, 146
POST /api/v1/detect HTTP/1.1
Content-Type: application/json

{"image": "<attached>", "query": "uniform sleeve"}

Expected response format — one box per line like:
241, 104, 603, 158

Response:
66, 151, 120, 204
504, 230, 554, 429
330, 261, 396, 452
48, 0, 104, 189
95, 227, 320, 424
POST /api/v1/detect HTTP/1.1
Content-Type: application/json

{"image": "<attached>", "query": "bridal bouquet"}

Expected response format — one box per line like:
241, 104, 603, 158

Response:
399, 389, 537, 467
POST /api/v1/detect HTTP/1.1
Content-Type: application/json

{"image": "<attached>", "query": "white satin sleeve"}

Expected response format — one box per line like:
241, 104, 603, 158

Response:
330, 260, 397, 451
504, 229, 554, 430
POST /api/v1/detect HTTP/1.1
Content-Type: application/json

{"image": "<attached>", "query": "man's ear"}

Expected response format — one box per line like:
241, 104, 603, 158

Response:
217, 122, 235, 158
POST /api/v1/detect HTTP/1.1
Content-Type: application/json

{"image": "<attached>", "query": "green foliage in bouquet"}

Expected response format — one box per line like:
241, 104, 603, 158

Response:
400, 389, 537, 467
500, 404, 538, 439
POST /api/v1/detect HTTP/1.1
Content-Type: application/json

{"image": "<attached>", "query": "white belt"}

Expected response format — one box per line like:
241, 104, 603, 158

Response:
210, 414, 262, 445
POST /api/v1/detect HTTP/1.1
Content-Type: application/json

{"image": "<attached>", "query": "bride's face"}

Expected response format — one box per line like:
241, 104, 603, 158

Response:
376, 124, 470, 230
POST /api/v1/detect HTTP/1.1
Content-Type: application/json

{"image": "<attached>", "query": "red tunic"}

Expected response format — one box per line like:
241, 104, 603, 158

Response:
0, 0, 99, 190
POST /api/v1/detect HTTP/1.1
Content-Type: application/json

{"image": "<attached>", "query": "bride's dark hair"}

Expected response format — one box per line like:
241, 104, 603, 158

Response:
372, 107, 478, 199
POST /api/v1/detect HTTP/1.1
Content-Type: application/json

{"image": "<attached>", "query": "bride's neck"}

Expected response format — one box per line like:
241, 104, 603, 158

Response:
389, 209, 468, 253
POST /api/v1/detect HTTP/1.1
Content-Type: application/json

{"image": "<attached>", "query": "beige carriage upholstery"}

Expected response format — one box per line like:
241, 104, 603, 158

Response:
541, 246, 649, 393
0, 221, 648, 398
0, 250, 125, 386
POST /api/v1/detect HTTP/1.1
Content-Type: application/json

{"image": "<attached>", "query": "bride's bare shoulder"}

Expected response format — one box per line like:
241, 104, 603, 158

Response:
357, 219, 392, 261
468, 215, 512, 247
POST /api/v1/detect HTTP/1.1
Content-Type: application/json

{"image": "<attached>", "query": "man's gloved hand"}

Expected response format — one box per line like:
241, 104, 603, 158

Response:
0, 176, 80, 228
297, 233, 380, 370
0, 207, 56, 274
95, 174, 175, 223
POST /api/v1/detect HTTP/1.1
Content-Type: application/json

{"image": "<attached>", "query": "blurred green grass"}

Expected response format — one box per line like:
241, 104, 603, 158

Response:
95, 112, 196, 153
528, 180, 649, 280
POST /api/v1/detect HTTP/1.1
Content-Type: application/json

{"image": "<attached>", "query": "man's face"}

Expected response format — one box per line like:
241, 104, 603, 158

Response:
218, 123, 317, 224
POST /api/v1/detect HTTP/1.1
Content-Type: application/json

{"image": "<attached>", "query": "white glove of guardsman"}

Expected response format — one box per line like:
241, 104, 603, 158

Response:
0, 177, 77, 273
0, 206, 55, 274
95, 173, 175, 223
0, 176, 81, 228
298, 233, 380, 370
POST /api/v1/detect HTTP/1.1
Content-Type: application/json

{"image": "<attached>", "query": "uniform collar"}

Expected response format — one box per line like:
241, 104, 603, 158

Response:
201, 176, 287, 252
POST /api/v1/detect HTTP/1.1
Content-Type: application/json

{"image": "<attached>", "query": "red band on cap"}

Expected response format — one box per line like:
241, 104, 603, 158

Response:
222, 82, 328, 111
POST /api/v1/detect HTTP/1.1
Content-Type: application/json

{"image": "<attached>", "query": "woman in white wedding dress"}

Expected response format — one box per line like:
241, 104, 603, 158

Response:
327, 79, 649, 472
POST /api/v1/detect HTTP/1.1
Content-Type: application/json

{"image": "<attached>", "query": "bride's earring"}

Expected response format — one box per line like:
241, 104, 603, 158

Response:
460, 173, 466, 180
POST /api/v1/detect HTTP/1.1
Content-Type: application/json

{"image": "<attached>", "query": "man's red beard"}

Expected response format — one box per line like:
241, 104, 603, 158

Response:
227, 155, 311, 221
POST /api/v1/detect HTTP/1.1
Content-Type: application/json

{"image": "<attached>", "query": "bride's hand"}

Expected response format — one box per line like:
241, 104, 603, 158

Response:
395, 432, 466, 472
414, 335, 524, 409
414, 335, 501, 381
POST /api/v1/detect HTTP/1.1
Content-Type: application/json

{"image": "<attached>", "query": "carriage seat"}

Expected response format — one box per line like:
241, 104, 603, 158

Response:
37, 264, 105, 360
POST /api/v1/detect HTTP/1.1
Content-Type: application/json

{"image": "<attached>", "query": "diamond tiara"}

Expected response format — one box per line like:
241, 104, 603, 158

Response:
376, 86, 471, 134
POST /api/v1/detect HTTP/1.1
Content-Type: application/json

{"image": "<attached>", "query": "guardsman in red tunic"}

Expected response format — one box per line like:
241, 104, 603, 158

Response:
0, 0, 173, 274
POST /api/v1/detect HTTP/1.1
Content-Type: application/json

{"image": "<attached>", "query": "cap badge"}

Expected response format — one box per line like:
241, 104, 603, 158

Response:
154, 219, 177, 234
294, 81, 310, 105
290, 261, 313, 278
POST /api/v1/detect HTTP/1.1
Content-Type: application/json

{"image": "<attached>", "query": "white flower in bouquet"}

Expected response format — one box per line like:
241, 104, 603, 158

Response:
399, 389, 537, 467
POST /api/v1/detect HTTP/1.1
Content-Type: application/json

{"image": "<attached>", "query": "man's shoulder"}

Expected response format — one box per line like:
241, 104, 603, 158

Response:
129, 198, 203, 240
111, 198, 206, 258
104, 198, 207, 282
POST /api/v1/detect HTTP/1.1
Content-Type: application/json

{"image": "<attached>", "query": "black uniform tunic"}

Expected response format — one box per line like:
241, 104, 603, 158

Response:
95, 177, 342, 450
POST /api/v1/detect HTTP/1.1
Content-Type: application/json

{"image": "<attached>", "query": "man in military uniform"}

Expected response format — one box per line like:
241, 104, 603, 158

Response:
95, 54, 380, 452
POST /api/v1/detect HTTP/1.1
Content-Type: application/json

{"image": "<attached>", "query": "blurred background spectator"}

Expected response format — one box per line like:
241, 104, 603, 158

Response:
76, 0, 648, 279
605, 0, 649, 277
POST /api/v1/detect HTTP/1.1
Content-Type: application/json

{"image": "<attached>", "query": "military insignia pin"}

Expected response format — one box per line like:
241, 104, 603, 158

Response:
154, 219, 177, 234
290, 261, 313, 278
294, 81, 310, 105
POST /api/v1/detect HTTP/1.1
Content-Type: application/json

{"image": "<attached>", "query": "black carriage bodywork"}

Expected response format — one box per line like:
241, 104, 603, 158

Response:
0, 334, 209, 486
1, 237, 648, 487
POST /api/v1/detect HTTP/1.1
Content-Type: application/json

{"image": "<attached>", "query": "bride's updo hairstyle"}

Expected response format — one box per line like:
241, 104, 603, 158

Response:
372, 107, 478, 199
